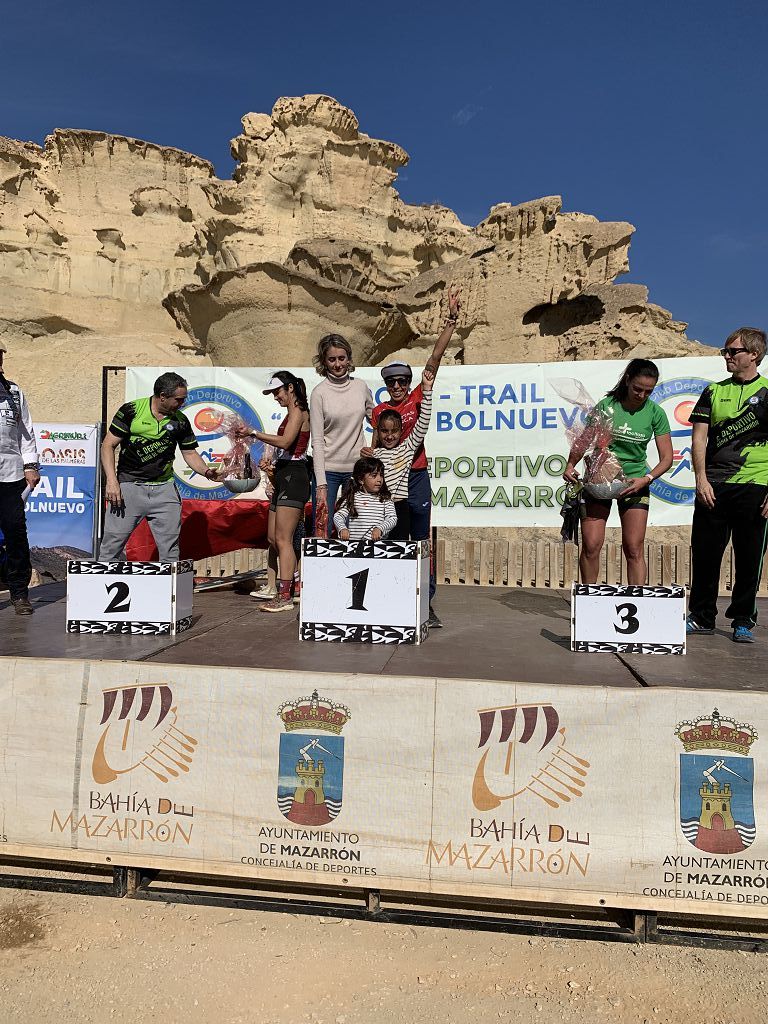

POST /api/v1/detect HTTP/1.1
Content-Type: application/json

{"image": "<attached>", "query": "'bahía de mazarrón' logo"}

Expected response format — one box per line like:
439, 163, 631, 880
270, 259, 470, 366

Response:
92, 683, 199, 785
676, 708, 757, 854
175, 386, 265, 499
649, 377, 711, 506
276, 690, 350, 826
472, 701, 591, 812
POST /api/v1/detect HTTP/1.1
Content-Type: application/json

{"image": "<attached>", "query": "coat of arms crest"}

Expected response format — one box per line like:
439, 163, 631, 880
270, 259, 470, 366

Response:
676, 709, 757, 853
276, 690, 350, 826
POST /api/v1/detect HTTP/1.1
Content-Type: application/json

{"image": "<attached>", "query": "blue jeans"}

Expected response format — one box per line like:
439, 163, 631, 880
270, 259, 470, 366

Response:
312, 470, 352, 537
408, 468, 436, 601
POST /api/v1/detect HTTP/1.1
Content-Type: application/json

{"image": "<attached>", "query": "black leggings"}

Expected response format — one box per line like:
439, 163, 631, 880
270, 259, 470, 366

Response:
0, 479, 32, 598
389, 500, 411, 540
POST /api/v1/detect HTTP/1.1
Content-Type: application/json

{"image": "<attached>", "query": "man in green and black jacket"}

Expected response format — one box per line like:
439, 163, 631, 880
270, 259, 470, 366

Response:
99, 372, 217, 562
688, 328, 768, 643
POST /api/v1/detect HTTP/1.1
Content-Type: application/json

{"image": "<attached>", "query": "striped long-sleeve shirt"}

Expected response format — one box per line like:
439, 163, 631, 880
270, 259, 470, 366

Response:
372, 391, 433, 501
333, 492, 397, 541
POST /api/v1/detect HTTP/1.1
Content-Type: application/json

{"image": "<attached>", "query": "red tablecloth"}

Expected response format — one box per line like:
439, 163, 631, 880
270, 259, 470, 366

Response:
125, 499, 271, 561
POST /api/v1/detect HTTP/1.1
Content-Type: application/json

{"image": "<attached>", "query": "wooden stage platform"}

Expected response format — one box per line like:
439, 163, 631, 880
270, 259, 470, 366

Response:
1, 583, 764, 692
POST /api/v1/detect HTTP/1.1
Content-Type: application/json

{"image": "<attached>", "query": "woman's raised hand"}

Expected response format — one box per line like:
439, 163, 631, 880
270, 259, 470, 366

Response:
447, 285, 461, 319
421, 366, 435, 392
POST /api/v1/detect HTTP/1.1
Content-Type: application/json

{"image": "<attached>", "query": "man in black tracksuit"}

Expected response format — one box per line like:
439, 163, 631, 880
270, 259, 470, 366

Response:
688, 327, 768, 643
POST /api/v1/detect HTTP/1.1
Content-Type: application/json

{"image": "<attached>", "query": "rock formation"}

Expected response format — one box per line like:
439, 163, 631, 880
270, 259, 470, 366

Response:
0, 95, 709, 421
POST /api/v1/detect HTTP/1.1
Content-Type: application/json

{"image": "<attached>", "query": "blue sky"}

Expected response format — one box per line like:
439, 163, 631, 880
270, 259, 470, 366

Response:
2, 1, 766, 348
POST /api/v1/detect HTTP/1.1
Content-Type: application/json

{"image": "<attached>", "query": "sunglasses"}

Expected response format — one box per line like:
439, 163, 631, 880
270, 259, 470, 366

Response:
721, 347, 748, 357
386, 376, 412, 387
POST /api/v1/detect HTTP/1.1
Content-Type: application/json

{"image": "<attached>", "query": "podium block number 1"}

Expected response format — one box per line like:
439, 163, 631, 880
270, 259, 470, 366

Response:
347, 569, 369, 611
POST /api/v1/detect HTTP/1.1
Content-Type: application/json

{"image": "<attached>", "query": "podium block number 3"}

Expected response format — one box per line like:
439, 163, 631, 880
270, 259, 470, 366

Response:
346, 569, 369, 611
614, 602, 639, 635
104, 581, 131, 614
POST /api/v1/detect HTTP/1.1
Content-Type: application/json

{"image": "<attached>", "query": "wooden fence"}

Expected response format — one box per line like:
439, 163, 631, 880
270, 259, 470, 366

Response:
194, 540, 767, 597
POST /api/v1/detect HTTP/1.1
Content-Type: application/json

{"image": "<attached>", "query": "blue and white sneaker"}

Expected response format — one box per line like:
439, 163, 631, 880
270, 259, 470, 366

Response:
686, 617, 714, 635
733, 625, 756, 644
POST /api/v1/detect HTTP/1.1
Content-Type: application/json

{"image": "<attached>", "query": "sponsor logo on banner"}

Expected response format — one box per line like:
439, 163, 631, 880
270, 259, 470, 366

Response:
276, 690, 349, 826
176, 386, 265, 499
38, 429, 90, 442
49, 683, 197, 846
676, 709, 757, 854
91, 683, 199, 785
650, 377, 710, 505
472, 702, 591, 811
425, 702, 593, 880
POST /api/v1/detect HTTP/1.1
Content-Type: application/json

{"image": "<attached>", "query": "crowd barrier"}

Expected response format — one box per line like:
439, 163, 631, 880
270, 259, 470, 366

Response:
193, 540, 762, 597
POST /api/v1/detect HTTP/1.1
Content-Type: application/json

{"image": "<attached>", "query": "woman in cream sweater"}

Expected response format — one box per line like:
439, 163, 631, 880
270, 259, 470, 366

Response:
310, 334, 374, 536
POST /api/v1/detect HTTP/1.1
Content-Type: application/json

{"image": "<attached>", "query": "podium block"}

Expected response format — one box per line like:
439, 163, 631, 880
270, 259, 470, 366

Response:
66, 560, 194, 636
571, 583, 686, 654
300, 538, 429, 644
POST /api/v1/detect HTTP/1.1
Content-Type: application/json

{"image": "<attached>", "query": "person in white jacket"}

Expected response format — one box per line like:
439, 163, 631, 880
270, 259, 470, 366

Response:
0, 339, 40, 615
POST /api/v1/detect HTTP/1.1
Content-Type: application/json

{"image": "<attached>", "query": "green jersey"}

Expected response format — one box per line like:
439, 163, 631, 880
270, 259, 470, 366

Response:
592, 396, 670, 477
689, 375, 768, 485
110, 397, 197, 483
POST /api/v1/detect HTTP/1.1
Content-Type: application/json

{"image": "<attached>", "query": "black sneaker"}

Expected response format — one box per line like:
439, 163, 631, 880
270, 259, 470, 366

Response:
686, 616, 713, 635
427, 605, 443, 629
11, 596, 34, 616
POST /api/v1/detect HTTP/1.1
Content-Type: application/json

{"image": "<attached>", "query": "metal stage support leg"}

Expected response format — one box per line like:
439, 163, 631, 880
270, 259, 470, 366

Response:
365, 889, 381, 917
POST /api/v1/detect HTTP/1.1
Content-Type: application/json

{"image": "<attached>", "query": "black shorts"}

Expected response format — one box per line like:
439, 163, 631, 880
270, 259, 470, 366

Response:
270, 459, 310, 512
583, 485, 650, 520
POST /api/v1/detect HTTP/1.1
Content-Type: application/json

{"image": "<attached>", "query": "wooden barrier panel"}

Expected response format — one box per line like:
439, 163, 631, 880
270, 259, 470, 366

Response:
1, 657, 767, 922
194, 540, 768, 597
424, 539, 767, 596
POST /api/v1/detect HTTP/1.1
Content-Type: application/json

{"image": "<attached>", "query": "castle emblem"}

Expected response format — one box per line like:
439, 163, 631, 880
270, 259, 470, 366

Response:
676, 709, 758, 853
276, 690, 350, 826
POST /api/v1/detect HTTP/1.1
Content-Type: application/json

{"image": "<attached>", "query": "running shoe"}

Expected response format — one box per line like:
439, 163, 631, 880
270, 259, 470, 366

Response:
250, 585, 277, 601
733, 625, 756, 644
686, 617, 714, 635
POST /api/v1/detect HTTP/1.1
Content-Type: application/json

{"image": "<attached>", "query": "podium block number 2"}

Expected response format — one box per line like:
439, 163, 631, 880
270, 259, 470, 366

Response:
104, 581, 131, 614
346, 569, 369, 611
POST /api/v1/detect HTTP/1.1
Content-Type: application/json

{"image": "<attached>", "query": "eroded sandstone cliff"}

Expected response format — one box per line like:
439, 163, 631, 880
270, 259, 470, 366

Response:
0, 95, 708, 420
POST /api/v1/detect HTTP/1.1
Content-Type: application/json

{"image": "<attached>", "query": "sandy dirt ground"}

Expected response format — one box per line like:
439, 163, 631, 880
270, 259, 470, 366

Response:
0, 886, 766, 1024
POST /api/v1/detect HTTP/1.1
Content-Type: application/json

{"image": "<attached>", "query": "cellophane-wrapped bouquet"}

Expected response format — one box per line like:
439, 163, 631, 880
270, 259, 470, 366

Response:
578, 406, 627, 497
551, 378, 627, 499
219, 414, 255, 479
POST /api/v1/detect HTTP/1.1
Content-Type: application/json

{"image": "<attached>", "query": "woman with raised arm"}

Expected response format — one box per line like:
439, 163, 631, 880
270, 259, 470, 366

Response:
310, 334, 374, 536
563, 359, 673, 585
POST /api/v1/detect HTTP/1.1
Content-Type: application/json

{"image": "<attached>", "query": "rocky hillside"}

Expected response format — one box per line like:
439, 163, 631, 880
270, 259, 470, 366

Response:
0, 95, 709, 421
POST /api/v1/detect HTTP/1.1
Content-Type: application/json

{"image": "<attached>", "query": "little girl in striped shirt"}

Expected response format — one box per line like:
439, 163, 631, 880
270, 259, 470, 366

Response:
333, 457, 397, 541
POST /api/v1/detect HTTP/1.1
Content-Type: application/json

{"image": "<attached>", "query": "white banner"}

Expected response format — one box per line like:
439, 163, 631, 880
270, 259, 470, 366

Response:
126, 357, 725, 527
1, 657, 767, 921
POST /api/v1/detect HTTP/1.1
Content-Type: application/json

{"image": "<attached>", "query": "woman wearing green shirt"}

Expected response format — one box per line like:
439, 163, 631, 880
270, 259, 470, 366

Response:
563, 359, 673, 584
